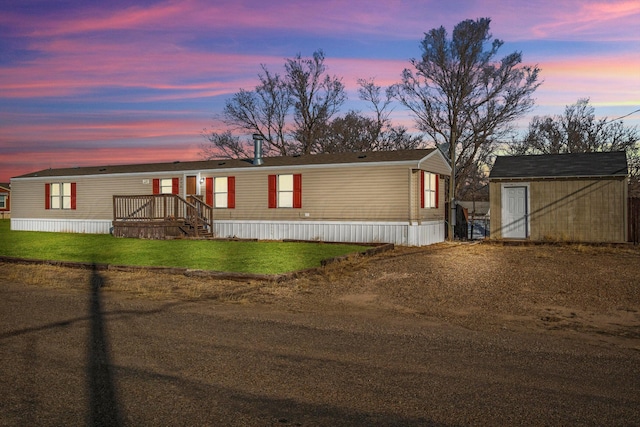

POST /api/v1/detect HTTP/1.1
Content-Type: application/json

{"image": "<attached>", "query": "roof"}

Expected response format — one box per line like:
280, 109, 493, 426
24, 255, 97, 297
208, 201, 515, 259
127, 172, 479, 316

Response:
13, 149, 445, 179
0, 183, 9, 190
489, 151, 628, 180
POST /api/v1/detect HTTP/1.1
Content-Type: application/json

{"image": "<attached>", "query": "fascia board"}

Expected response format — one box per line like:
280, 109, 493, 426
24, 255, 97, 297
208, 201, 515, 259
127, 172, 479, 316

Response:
11, 159, 429, 181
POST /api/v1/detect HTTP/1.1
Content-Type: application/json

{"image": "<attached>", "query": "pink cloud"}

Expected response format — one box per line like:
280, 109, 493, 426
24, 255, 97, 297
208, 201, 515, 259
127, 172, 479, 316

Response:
0, 36, 278, 99
2, 0, 639, 183
3, 144, 204, 181
533, 53, 640, 108
527, 1, 640, 40
2, 113, 206, 143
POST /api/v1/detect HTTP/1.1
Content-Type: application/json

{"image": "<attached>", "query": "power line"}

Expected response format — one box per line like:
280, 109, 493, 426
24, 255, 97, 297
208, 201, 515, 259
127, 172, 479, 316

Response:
608, 108, 640, 123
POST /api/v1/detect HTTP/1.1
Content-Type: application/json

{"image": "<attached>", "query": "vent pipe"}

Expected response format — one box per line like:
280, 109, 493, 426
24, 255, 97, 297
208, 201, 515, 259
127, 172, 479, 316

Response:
252, 133, 264, 166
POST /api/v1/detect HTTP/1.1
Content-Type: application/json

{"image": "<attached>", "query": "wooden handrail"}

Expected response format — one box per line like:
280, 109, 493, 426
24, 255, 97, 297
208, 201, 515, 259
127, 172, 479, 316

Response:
113, 194, 213, 237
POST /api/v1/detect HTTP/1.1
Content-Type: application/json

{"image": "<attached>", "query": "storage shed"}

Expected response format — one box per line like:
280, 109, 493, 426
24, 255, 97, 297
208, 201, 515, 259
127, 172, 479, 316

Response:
489, 151, 628, 242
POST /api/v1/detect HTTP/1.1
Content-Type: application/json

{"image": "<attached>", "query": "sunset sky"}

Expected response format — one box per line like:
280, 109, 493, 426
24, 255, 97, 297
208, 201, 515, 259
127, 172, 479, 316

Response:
1, 0, 639, 182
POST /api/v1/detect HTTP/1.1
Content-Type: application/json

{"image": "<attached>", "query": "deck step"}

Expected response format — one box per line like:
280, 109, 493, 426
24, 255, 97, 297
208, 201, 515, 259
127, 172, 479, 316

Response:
179, 222, 214, 238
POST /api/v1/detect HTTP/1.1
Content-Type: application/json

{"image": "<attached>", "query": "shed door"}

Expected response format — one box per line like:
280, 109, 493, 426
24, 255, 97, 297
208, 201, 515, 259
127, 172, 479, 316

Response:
502, 186, 528, 239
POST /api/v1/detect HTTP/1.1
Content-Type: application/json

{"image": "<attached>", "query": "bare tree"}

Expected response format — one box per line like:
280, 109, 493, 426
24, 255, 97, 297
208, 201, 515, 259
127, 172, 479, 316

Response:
393, 18, 541, 201
508, 99, 640, 197
356, 78, 391, 143
354, 78, 423, 151
629, 152, 640, 197
286, 50, 346, 154
200, 130, 250, 159
204, 66, 292, 158
508, 98, 638, 155
312, 79, 424, 153
315, 111, 380, 153
201, 50, 346, 158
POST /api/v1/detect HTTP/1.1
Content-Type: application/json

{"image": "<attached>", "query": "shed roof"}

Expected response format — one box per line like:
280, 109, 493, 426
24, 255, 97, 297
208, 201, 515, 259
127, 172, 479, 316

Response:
489, 151, 628, 180
13, 148, 447, 179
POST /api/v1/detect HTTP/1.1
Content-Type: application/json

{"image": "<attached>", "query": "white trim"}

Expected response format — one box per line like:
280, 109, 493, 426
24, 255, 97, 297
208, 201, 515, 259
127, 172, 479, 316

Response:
417, 148, 453, 173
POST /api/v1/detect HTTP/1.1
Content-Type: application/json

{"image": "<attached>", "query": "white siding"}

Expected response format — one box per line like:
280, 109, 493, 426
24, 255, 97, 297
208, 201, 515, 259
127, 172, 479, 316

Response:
214, 220, 445, 246
11, 218, 112, 234
11, 218, 445, 246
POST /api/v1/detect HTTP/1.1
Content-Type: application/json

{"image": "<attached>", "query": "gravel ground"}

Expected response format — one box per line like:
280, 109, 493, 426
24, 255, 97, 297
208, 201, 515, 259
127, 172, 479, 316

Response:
4, 241, 639, 347
2, 242, 640, 425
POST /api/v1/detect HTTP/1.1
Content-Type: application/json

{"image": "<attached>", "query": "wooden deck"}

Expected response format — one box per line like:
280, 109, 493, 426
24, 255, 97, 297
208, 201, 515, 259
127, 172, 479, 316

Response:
112, 194, 213, 239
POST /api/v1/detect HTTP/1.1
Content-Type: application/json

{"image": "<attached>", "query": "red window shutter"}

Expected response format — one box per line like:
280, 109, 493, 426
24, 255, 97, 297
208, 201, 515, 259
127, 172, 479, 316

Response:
172, 177, 179, 194
293, 174, 302, 209
205, 177, 213, 206
152, 179, 160, 194
71, 182, 77, 210
435, 175, 439, 209
228, 176, 235, 209
420, 172, 425, 209
45, 183, 50, 210
268, 175, 277, 208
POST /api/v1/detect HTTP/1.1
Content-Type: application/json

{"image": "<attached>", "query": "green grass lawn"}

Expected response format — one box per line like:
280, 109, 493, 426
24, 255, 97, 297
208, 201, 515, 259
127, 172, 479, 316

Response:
0, 220, 371, 274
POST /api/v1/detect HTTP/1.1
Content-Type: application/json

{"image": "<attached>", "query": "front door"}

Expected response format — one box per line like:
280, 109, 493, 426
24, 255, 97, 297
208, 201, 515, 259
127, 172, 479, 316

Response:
186, 176, 197, 196
502, 186, 528, 239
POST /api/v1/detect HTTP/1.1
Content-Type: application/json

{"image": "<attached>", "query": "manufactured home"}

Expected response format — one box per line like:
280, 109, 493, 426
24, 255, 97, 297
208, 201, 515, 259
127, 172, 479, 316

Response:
10, 148, 451, 246
489, 151, 628, 242
0, 183, 10, 219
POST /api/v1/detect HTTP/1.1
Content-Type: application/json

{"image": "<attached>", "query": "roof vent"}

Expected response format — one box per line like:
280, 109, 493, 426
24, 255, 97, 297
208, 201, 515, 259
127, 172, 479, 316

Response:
358, 154, 367, 159
252, 134, 264, 166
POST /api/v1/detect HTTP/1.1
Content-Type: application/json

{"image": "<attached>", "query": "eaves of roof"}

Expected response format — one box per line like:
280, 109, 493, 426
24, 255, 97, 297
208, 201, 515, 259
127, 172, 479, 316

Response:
12, 149, 444, 180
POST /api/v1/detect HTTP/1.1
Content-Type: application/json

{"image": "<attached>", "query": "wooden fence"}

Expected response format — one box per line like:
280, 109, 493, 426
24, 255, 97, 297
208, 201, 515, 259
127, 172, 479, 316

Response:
629, 197, 640, 244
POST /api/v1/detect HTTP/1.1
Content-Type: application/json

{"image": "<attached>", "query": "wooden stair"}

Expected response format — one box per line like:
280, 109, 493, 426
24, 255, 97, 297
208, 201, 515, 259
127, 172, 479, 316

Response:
179, 221, 213, 238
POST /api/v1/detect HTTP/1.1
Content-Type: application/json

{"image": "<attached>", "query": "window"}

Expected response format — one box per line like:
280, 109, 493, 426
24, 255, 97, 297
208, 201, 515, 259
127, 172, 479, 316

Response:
269, 174, 302, 208
152, 178, 179, 195
214, 177, 228, 208
278, 174, 293, 207
160, 178, 174, 194
0, 195, 6, 209
205, 176, 235, 208
421, 172, 438, 209
45, 182, 76, 210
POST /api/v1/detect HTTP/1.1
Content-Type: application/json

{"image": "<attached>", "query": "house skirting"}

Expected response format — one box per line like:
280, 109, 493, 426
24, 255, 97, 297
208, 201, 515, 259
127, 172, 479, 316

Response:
213, 220, 445, 246
10, 218, 445, 246
11, 218, 112, 234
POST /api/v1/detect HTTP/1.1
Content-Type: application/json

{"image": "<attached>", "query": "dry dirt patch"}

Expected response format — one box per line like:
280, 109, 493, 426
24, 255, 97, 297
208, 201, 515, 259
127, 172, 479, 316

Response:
282, 242, 640, 341
2, 242, 639, 343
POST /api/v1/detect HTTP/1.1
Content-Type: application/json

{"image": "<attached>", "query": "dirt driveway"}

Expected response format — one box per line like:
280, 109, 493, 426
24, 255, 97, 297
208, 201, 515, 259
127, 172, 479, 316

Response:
285, 241, 640, 346
1, 242, 639, 425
